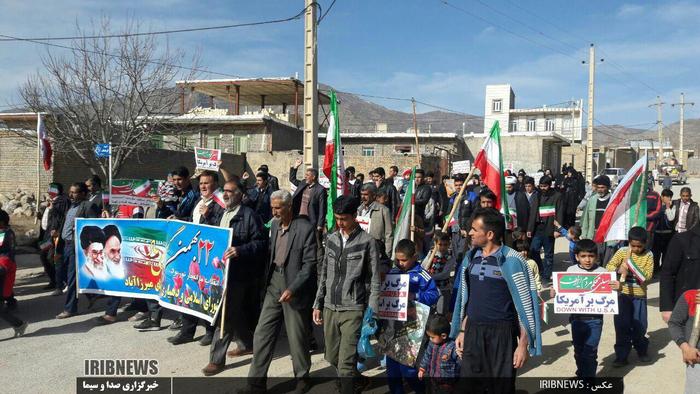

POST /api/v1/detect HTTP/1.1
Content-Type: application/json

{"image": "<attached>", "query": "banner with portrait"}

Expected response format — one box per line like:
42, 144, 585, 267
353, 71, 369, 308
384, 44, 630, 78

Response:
75, 218, 232, 323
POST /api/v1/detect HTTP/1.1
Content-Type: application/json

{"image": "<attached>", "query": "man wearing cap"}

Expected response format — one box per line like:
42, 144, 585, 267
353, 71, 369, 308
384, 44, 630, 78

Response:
581, 175, 616, 264
41, 182, 70, 291
505, 176, 530, 246
313, 195, 380, 392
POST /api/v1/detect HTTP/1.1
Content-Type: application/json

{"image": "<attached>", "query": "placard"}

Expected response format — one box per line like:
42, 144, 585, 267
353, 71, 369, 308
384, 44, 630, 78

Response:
552, 272, 619, 315
378, 273, 409, 321
194, 147, 221, 171
451, 160, 471, 175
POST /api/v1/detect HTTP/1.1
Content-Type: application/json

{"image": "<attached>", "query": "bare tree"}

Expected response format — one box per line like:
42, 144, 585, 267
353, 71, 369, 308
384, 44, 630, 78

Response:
19, 17, 199, 178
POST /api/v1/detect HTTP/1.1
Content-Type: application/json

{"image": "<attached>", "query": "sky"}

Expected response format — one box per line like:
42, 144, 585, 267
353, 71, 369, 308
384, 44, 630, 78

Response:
0, 0, 698, 130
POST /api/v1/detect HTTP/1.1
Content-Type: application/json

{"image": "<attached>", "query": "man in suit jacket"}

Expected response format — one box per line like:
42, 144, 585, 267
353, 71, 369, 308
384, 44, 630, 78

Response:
245, 172, 273, 223
289, 158, 327, 231
202, 180, 268, 376
666, 187, 700, 233
247, 190, 317, 391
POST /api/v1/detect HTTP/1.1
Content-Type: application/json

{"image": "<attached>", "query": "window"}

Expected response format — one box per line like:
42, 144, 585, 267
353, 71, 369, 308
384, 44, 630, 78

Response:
545, 118, 555, 132
232, 136, 248, 154
341, 146, 346, 156
210, 136, 220, 149
394, 145, 412, 154
492, 99, 502, 113
509, 120, 518, 132
527, 119, 536, 132
362, 146, 375, 157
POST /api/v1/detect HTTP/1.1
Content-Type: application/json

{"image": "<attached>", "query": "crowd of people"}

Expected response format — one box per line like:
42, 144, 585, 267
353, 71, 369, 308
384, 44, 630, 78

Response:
1, 159, 700, 393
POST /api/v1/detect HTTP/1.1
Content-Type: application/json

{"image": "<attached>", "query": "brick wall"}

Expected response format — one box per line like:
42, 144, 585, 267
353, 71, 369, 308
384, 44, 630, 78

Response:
0, 132, 54, 196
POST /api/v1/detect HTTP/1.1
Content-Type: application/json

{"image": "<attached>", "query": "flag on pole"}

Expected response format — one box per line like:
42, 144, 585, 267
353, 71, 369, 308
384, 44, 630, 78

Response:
323, 90, 347, 232
37, 114, 52, 170
392, 167, 416, 258
593, 156, 647, 243
473, 121, 510, 221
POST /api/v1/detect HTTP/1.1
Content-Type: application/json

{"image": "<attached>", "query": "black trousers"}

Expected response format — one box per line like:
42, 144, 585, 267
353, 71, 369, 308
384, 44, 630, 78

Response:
652, 231, 674, 274
0, 267, 23, 328
459, 320, 518, 394
180, 314, 215, 339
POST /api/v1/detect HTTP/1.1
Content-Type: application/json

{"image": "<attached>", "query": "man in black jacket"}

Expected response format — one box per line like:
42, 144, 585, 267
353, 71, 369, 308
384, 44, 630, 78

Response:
505, 176, 530, 246
527, 175, 563, 282
55, 182, 101, 318
289, 158, 327, 231
660, 223, 700, 323
667, 187, 700, 233
246, 190, 318, 390
41, 183, 70, 291
202, 180, 268, 376
245, 172, 273, 223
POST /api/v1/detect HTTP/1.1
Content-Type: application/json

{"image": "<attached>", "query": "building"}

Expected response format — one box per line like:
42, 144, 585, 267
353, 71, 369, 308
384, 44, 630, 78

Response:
318, 127, 468, 178
464, 84, 580, 172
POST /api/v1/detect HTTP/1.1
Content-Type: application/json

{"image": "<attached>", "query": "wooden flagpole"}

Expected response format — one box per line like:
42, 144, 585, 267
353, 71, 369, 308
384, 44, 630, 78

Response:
424, 165, 478, 269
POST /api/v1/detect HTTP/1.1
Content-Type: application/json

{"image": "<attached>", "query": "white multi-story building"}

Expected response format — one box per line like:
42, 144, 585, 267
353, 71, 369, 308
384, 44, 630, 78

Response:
483, 84, 583, 142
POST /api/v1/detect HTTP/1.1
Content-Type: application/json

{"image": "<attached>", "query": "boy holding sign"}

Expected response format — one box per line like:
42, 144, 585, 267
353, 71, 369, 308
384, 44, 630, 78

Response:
551, 239, 606, 378
385, 239, 440, 394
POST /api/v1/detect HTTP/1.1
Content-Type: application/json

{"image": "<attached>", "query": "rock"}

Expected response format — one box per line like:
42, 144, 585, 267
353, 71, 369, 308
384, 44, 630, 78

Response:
23, 207, 34, 217
25, 229, 38, 239
13, 207, 24, 216
5, 201, 19, 212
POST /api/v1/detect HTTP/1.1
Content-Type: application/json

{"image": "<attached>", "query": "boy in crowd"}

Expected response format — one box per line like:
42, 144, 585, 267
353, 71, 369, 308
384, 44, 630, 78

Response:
515, 239, 542, 292
554, 221, 582, 265
668, 288, 700, 393
607, 227, 654, 366
422, 232, 456, 316
386, 239, 440, 394
551, 239, 605, 377
0, 210, 27, 337
418, 315, 461, 391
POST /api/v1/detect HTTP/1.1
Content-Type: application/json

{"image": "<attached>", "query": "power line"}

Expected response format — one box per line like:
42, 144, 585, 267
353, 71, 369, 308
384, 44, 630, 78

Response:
318, 0, 338, 24
0, 7, 312, 42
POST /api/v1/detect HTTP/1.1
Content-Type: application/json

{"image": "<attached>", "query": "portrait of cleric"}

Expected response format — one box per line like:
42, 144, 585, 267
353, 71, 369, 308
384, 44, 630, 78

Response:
79, 225, 125, 281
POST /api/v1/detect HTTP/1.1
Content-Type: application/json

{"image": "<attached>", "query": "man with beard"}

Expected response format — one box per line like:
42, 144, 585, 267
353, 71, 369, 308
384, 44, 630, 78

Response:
527, 175, 563, 283
168, 170, 225, 345
505, 176, 530, 246
245, 190, 317, 392
202, 180, 267, 375
357, 183, 394, 260
581, 175, 616, 264
55, 183, 101, 319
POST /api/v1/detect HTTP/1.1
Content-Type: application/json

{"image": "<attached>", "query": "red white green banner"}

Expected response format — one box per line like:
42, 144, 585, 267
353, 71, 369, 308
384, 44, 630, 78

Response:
594, 156, 647, 243
474, 121, 510, 221
323, 90, 348, 231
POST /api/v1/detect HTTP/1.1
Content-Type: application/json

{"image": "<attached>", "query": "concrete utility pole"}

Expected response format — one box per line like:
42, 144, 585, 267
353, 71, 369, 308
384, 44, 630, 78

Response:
412, 98, 421, 167
672, 93, 694, 165
583, 44, 601, 183
649, 96, 665, 162
303, 0, 318, 168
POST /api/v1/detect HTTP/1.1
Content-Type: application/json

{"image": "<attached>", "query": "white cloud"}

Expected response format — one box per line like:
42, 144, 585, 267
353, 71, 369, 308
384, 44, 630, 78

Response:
617, 3, 645, 17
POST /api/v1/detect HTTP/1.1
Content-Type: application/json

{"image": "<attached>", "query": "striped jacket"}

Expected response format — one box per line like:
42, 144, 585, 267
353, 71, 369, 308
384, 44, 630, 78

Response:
314, 226, 381, 312
418, 340, 460, 379
450, 245, 542, 356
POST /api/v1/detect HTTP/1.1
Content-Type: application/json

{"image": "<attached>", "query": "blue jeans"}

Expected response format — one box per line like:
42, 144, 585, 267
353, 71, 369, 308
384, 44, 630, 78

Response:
614, 295, 648, 361
530, 235, 554, 280
386, 356, 424, 394
63, 242, 78, 313
570, 317, 603, 378
105, 297, 121, 317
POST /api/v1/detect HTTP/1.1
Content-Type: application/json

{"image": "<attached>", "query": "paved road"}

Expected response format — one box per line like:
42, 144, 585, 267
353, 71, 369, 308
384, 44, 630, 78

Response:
2, 179, 698, 393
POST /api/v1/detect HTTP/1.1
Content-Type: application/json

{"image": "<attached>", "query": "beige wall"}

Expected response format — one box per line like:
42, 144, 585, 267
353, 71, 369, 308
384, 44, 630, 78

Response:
0, 132, 54, 196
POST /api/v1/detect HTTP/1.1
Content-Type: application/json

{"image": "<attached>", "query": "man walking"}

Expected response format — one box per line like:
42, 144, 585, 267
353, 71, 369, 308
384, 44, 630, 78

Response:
55, 182, 101, 319
452, 208, 542, 393
313, 195, 380, 393
505, 176, 530, 245
527, 175, 563, 283
202, 180, 267, 376
290, 158, 327, 233
357, 183, 394, 259
372, 167, 400, 220
580, 175, 615, 264
246, 190, 317, 391
41, 183, 70, 293
245, 172, 273, 223
667, 187, 699, 233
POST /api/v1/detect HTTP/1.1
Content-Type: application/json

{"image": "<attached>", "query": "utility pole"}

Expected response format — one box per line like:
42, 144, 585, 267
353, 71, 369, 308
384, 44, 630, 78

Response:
412, 98, 421, 167
649, 96, 665, 163
582, 44, 603, 183
303, 0, 318, 169
672, 93, 694, 165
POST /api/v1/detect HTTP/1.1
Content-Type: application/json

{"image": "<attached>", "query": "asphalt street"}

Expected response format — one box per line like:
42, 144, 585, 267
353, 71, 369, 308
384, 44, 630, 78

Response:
1, 179, 697, 393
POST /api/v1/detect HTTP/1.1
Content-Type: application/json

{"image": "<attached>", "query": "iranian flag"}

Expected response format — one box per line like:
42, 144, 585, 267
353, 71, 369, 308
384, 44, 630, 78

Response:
392, 167, 415, 259
323, 90, 348, 231
37, 113, 52, 170
212, 189, 226, 209
594, 156, 647, 243
474, 122, 510, 220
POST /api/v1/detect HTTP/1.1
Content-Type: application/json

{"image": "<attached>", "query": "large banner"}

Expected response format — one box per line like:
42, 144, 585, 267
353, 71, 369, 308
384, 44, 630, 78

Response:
75, 218, 232, 323
552, 272, 619, 315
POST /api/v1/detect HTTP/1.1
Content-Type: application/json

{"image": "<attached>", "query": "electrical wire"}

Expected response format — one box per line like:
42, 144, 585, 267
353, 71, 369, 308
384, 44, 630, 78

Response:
318, 0, 338, 24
